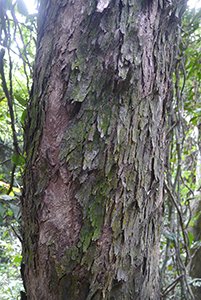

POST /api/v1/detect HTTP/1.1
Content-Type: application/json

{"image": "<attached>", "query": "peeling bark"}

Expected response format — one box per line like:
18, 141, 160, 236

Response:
21, 0, 186, 299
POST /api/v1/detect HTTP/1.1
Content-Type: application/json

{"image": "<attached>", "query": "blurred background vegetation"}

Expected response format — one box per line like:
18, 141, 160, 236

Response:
0, 0, 36, 298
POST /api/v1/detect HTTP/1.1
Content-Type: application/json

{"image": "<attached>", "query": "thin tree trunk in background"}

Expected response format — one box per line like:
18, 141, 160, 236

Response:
21, 1, 186, 299
189, 208, 201, 300
189, 124, 201, 300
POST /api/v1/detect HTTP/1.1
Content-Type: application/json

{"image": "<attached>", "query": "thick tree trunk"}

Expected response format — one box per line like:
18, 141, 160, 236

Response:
21, 1, 186, 299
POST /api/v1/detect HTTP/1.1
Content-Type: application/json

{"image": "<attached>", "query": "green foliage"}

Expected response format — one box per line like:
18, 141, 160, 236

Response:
160, 6, 201, 300
0, 227, 23, 300
189, 211, 201, 226
11, 154, 25, 167
0, 0, 37, 298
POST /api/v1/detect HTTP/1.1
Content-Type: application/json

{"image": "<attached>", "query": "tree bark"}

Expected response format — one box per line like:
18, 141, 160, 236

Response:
189, 129, 201, 300
21, 0, 186, 299
189, 204, 201, 300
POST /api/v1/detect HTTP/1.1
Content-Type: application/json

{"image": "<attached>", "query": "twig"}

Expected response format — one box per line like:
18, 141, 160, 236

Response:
0, 158, 11, 165
161, 275, 183, 298
6, 164, 16, 195
10, 223, 22, 243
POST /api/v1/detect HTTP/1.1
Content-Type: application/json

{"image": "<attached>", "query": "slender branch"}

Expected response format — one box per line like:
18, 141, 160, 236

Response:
166, 121, 177, 138
161, 275, 183, 298
0, 143, 14, 152
0, 158, 11, 165
10, 223, 22, 243
164, 181, 191, 267
164, 180, 194, 300
6, 164, 16, 195
180, 175, 195, 199
0, 46, 21, 155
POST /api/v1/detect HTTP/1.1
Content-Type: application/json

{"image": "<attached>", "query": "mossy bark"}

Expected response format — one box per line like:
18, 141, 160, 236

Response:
21, 0, 186, 299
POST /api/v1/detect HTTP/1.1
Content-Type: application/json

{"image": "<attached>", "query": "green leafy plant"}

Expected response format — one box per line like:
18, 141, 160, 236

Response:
160, 6, 201, 300
0, 0, 37, 298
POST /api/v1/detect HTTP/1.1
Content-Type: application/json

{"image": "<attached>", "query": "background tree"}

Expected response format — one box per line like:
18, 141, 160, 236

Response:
21, 0, 187, 299
0, 0, 36, 298
159, 7, 201, 300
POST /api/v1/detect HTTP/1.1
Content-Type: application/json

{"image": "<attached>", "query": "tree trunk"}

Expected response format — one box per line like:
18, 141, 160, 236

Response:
189, 204, 201, 300
21, 0, 186, 299
189, 125, 201, 299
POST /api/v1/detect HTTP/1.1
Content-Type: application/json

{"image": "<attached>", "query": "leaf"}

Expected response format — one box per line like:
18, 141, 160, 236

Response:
0, 194, 16, 201
13, 255, 22, 264
17, 0, 28, 16
11, 154, 25, 166
0, 97, 7, 107
168, 265, 173, 271
3, 230, 8, 237
189, 116, 197, 126
0, 202, 6, 222
6, 209, 13, 217
188, 232, 194, 248
9, 203, 20, 219
21, 109, 27, 126
189, 211, 201, 226
14, 93, 27, 107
